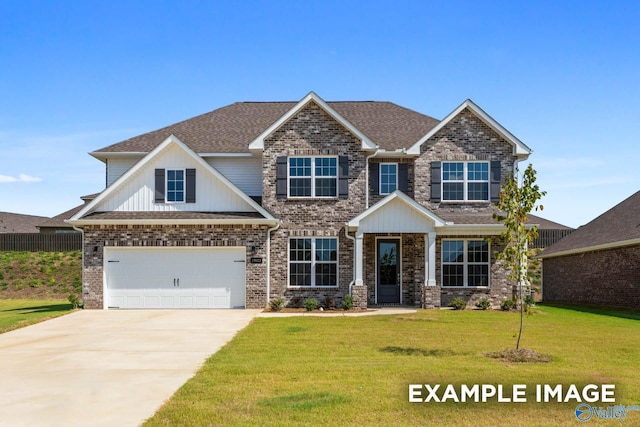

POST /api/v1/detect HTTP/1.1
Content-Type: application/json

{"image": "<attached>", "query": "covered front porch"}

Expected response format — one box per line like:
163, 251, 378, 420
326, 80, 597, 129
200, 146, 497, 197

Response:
347, 191, 445, 309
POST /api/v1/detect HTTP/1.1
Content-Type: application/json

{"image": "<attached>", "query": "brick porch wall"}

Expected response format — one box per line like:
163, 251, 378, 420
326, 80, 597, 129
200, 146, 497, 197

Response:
542, 245, 640, 310
81, 224, 269, 309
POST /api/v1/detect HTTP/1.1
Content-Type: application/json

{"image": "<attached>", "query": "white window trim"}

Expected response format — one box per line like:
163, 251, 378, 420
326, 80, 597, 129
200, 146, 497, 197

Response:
287, 156, 338, 199
441, 161, 490, 202
379, 163, 398, 195
441, 238, 490, 288
166, 168, 186, 204
288, 237, 339, 288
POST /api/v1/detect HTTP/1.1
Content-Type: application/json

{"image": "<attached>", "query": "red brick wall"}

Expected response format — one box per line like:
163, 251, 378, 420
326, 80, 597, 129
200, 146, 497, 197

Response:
542, 245, 640, 310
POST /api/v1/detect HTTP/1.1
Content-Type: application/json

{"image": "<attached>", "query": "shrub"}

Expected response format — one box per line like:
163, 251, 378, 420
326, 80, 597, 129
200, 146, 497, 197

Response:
449, 297, 467, 310
341, 294, 353, 310
501, 299, 516, 311
523, 295, 535, 306
303, 298, 319, 312
323, 296, 335, 310
269, 298, 284, 312
475, 298, 491, 310
68, 294, 81, 309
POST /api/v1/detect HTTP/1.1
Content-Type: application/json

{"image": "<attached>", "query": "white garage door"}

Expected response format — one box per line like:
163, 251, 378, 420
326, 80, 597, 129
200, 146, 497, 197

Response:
104, 247, 246, 309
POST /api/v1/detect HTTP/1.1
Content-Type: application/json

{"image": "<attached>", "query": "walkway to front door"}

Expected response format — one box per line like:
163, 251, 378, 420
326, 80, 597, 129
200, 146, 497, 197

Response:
377, 239, 400, 303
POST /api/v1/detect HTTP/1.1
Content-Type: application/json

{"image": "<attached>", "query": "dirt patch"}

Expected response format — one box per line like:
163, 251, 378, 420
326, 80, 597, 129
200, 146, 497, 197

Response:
486, 348, 552, 363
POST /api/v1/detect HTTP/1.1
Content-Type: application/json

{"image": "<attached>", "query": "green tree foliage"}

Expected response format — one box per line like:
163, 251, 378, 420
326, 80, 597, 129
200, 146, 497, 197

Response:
493, 164, 546, 350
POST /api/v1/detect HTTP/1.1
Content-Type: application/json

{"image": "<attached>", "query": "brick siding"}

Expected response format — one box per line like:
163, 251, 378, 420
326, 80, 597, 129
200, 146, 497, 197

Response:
542, 245, 640, 310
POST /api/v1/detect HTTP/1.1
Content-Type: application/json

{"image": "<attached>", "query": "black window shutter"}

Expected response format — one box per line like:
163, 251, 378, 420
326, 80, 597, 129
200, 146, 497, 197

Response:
369, 162, 379, 196
276, 156, 287, 199
490, 161, 502, 202
186, 168, 196, 203
430, 162, 441, 202
398, 163, 408, 193
338, 156, 349, 198
155, 169, 165, 203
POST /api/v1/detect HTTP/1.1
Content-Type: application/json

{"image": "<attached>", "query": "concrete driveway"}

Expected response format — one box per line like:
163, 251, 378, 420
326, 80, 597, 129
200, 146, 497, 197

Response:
0, 309, 259, 427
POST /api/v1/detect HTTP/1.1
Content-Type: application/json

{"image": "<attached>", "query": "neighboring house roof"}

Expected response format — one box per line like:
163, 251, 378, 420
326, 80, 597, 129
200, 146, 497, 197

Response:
539, 190, 640, 258
38, 204, 86, 230
90, 98, 440, 157
0, 212, 49, 233
526, 214, 573, 230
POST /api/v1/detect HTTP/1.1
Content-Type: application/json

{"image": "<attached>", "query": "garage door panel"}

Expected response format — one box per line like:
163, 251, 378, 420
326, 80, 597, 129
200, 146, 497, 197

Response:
105, 248, 246, 309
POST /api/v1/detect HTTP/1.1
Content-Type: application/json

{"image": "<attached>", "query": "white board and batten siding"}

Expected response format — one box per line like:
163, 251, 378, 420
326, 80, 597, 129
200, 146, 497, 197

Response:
106, 155, 262, 197
95, 144, 255, 212
359, 199, 436, 233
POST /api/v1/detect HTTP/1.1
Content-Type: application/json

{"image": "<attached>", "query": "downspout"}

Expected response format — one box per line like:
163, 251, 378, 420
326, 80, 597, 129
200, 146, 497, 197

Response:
71, 225, 86, 308
365, 149, 380, 209
266, 221, 281, 307
344, 225, 356, 295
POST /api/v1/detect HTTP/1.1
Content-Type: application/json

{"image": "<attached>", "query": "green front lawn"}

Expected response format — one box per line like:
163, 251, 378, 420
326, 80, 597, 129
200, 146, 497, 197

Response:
145, 306, 640, 427
0, 299, 74, 334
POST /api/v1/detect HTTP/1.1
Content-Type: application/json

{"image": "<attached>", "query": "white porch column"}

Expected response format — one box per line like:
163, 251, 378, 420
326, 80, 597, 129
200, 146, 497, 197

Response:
355, 231, 364, 286
425, 233, 437, 286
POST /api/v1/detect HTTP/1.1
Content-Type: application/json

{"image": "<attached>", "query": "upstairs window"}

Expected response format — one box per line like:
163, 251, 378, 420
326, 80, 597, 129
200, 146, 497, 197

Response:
379, 163, 398, 195
442, 162, 489, 201
166, 169, 185, 202
288, 157, 337, 198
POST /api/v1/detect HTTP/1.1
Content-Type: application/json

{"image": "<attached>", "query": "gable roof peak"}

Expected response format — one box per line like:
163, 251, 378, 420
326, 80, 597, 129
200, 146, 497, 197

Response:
248, 91, 378, 152
406, 99, 532, 157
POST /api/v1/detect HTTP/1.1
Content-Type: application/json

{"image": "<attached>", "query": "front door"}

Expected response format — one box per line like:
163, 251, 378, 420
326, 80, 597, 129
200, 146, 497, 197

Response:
377, 239, 400, 304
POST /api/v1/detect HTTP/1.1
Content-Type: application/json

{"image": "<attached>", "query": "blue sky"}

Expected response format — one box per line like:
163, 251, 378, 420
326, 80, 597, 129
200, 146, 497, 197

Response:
1, 0, 639, 227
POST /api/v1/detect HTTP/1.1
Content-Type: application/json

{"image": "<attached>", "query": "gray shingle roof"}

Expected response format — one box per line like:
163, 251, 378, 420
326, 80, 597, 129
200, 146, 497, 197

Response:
92, 101, 440, 154
539, 190, 640, 257
38, 204, 86, 229
526, 214, 573, 230
0, 212, 49, 233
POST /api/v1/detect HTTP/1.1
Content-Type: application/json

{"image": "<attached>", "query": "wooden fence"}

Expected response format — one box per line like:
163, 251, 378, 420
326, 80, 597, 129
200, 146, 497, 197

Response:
531, 229, 574, 249
0, 233, 82, 252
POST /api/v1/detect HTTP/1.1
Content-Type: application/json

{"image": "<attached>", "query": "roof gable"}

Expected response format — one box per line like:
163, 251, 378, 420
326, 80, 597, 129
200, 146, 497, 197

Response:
348, 191, 447, 232
71, 135, 275, 222
540, 190, 640, 258
248, 91, 377, 151
406, 99, 532, 156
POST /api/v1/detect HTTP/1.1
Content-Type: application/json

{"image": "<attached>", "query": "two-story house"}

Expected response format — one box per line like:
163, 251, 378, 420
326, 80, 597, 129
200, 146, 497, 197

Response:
68, 92, 531, 310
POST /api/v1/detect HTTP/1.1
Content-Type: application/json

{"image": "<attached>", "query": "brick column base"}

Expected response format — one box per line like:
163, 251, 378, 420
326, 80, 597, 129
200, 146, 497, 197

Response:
351, 285, 368, 309
421, 285, 441, 309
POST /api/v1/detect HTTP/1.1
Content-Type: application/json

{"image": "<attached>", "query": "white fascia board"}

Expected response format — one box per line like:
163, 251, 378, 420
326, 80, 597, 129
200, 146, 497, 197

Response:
348, 190, 447, 229
66, 218, 280, 227
72, 135, 276, 222
406, 99, 532, 156
537, 238, 640, 259
90, 151, 147, 162
248, 91, 378, 151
